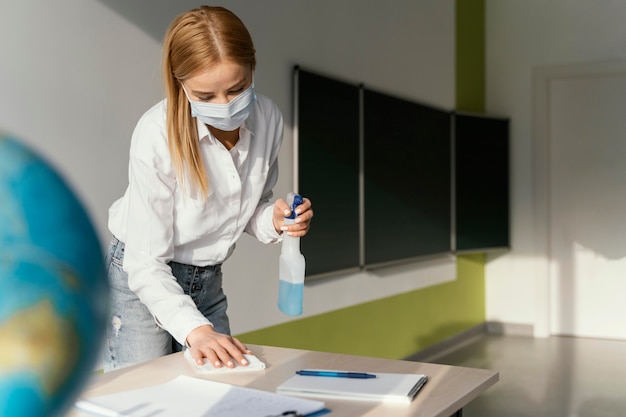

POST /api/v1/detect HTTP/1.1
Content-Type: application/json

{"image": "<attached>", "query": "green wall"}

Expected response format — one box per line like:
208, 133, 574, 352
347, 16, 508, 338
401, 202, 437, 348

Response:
238, 255, 485, 359
237, 0, 486, 359
456, 0, 485, 114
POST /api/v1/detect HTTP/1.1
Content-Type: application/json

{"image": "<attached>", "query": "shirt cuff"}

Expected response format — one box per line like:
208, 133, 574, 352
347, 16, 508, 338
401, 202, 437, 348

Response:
157, 310, 213, 347
255, 203, 281, 243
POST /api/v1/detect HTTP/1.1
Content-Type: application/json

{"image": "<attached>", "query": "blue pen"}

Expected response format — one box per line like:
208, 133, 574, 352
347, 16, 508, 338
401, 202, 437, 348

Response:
296, 370, 377, 379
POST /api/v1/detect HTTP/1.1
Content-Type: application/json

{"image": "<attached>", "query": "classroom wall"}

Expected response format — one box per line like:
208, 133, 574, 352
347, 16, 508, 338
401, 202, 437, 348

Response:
0, 0, 486, 359
0, 0, 164, 241
484, 0, 626, 331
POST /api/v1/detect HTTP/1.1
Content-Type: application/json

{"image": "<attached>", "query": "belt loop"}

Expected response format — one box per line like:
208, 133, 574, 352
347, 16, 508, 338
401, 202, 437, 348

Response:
110, 236, 124, 260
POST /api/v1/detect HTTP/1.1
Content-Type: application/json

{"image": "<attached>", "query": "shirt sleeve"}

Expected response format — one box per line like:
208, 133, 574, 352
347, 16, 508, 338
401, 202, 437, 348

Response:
122, 110, 211, 346
244, 99, 284, 243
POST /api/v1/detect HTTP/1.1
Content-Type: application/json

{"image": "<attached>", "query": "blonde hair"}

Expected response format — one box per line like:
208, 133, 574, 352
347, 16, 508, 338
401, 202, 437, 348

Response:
162, 5, 256, 198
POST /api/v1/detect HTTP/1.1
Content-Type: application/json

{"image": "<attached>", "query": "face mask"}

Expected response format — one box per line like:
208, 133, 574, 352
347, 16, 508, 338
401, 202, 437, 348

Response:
182, 82, 256, 131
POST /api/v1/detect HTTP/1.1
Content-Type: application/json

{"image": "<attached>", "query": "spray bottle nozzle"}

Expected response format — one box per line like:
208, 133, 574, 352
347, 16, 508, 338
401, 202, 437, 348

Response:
285, 193, 303, 220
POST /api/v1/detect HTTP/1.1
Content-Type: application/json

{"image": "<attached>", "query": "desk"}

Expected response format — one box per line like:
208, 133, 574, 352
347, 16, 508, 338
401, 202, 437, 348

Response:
68, 344, 498, 417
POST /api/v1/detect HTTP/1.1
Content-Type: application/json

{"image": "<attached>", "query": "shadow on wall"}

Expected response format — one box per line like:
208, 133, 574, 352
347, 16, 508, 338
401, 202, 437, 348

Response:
562, 168, 626, 261
95, 0, 189, 40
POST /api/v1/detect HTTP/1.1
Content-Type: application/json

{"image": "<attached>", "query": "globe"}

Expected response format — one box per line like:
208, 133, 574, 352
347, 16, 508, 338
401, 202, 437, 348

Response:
0, 133, 109, 416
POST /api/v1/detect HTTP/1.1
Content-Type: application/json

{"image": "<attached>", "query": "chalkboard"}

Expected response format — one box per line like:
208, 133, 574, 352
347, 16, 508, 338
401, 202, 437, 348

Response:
295, 67, 510, 277
363, 89, 452, 266
295, 68, 361, 277
454, 113, 510, 251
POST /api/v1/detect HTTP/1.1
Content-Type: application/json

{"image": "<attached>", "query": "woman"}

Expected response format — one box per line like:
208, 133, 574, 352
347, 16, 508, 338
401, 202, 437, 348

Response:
104, 5, 313, 372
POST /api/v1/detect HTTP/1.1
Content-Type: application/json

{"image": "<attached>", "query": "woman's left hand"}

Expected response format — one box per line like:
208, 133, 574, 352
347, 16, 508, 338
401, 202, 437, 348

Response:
273, 196, 313, 237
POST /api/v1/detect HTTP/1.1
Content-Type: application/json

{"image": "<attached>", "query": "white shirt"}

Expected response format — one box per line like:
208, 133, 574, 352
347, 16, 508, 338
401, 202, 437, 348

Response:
108, 94, 283, 345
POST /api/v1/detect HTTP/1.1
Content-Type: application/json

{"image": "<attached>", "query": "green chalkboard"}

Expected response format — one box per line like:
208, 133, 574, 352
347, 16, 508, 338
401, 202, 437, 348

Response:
295, 68, 361, 277
363, 89, 452, 265
295, 68, 510, 278
454, 113, 510, 251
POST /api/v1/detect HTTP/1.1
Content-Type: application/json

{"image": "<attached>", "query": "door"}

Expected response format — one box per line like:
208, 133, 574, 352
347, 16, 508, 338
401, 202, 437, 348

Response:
548, 70, 626, 338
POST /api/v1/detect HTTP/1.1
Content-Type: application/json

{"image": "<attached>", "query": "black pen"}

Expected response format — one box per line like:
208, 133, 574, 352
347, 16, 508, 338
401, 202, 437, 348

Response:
296, 370, 377, 379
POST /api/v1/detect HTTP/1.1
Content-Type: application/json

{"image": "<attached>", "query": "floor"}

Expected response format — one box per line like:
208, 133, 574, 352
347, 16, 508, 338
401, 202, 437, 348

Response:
424, 334, 626, 417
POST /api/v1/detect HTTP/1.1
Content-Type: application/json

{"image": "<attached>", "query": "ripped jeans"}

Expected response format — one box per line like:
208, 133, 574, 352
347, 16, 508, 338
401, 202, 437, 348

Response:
103, 237, 230, 372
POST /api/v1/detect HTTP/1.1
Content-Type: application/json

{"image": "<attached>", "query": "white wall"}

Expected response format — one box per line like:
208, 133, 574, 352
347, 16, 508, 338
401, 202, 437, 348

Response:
0, 0, 456, 335
485, 0, 626, 332
0, 0, 164, 242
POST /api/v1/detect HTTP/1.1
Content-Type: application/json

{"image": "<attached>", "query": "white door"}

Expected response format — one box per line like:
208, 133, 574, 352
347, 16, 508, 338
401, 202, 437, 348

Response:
548, 71, 626, 338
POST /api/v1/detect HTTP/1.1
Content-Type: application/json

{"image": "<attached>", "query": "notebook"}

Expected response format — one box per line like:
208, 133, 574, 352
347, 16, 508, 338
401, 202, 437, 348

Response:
277, 369, 428, 404
75, 375, 328, 417
183, 348, 266, 374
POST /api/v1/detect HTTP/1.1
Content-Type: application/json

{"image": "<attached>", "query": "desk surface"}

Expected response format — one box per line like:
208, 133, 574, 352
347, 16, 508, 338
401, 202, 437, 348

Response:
68, 344, 498, 417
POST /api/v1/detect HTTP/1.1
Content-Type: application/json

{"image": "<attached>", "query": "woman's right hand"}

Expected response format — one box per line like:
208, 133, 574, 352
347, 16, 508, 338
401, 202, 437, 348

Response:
272, 196, 314, 237
186, 324, 252, 368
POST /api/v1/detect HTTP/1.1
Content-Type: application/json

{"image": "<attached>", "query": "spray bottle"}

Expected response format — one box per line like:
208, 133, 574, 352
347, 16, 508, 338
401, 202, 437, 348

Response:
278, 192, 306, 316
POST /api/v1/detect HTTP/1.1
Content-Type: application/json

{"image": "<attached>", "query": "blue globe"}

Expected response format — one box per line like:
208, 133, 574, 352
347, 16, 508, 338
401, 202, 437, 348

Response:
0, 133, 109, 416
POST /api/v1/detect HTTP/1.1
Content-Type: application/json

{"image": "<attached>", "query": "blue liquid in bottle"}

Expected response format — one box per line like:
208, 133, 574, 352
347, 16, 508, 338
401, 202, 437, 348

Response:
278, 280, 304, 316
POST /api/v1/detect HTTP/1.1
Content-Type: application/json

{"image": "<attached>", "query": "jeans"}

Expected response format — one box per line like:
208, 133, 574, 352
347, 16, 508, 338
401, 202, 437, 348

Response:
103, 237, 230, 372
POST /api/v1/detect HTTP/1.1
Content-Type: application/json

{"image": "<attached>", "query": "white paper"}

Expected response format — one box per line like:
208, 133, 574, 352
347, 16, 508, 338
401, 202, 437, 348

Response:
183, 348, 266, 374
277, 369, 428, 403
79, 375, 325, 417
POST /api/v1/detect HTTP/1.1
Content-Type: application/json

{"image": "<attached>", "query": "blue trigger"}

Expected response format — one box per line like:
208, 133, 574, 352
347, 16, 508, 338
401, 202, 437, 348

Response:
286, 194, 303, 219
